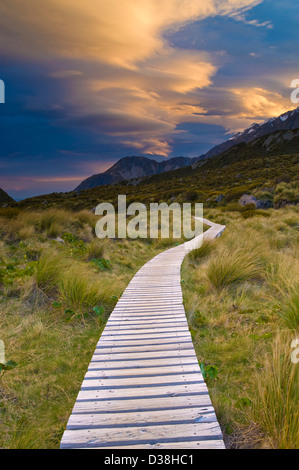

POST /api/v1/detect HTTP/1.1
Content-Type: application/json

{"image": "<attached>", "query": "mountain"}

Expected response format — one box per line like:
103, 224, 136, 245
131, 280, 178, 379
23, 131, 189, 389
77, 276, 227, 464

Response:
75, 156, 194, 191
0, 188, 15, 207
76, 107, 299, 191
18, 126, 299, 212
196, 106, 299, 163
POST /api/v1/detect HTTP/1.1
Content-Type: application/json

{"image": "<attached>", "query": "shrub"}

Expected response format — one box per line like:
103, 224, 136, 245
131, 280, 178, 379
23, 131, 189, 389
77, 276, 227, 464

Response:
184, 191, 199, 202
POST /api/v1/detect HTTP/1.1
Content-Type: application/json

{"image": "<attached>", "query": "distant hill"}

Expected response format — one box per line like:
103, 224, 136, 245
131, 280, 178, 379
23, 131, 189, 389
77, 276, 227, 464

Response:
75, 107, 299, 191
17, 127, 299, 212
75, 156, 194, 191
0, 188, 15, 206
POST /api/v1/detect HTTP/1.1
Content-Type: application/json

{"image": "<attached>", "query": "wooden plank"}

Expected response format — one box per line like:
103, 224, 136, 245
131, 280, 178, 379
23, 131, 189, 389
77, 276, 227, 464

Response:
97, 338, 193, 347
85, 364, 202, 377
60, 422, 223, 449
100, 333, 192, 340
66, 407, 218, 429
94, 343, 194, 353
90, 350, 197, 362
87, 357, 199, 369
71, 395, 213, 415
85, 440, 225, 449
80, 372, 205, 389
60, 218, 226, 449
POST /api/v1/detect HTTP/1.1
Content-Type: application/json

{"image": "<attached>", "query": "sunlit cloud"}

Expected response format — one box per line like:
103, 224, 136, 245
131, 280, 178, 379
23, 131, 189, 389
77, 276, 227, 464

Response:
0, 0, 269, 157
176, 85, 295, 134
231, 87, 293, 120
0, 1, 262, 64
50, 70, 84, 79
32, 177, 83, 182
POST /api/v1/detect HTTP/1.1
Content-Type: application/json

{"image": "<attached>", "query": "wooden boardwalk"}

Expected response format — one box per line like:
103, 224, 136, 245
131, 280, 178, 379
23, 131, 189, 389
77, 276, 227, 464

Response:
60, 219, 226, 449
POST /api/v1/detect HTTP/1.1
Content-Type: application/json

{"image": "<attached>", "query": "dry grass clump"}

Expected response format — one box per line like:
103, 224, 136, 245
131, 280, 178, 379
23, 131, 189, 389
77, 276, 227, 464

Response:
86, 239, 105, 260
189, 240, 215, 262
254, 331, 299, 448
0, 208, 98, 243
35, 249, 68, 296
207, 247, 263, 290
181, 206, 299, 449
59, 267, 113, 313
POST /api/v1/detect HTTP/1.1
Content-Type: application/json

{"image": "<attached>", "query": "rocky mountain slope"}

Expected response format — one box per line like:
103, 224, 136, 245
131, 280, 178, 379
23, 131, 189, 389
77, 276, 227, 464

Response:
75, 156, 193, 191
17, 126, 299, 212
75, 107, 299, 191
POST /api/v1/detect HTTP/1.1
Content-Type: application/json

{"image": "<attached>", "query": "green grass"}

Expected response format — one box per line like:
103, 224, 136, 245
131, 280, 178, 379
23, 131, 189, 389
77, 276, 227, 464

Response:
206, 248, 263, 290
181, 205, 299, 449
0, 208, 175, 448
0, 204, 298, 449
253, 331, 299, 449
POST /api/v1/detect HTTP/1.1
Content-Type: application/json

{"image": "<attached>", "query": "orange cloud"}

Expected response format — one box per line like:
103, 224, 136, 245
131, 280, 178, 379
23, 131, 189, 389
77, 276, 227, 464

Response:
231, 87, 292, 119
0, 0, 268, 155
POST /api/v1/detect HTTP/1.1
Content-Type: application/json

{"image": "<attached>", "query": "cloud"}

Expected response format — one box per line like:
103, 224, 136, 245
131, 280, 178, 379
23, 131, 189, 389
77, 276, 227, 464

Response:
50, 70, 84, 78
0, 0, 268, 156
183, 86, 294, 133
0, 1, 262, 63
230, 87, 293, 120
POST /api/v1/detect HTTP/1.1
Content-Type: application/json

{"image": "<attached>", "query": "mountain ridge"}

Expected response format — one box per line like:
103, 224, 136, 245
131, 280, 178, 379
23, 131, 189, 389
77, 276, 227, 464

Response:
74, 107, 299, 191
75, 155, 194, 191
195, 106, 299, 163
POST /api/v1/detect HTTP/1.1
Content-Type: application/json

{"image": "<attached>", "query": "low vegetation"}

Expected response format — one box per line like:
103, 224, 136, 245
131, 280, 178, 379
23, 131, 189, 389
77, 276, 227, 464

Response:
0, 189, 298, 449
8, 129, 298, 214
181, 205, 299, 448
0, 208, 179, 448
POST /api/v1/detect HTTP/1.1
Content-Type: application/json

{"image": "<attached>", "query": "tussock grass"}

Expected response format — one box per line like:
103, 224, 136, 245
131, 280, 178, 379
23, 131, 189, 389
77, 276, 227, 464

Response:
18, 225, 36, 240
254, 331, 299, 448
275, 289, 299, 330
189, 240, 215, 262
0, 207, 172, 448
182, 206, 299, 449
207, 247, 263, 290
35, 249, 67, 296
86, 239, 105, 260
58, 267, 111, 313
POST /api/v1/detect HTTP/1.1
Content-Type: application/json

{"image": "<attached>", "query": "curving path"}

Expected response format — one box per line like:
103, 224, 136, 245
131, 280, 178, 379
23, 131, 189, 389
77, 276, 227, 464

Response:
60, 218, 226, 449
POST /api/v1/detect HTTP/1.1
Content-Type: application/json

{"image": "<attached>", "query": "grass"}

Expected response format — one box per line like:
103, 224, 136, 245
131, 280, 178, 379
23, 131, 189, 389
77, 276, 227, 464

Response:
181, 205, 299, 449
0, 207, 175, 448
206, 248, 263, 290
253, 331, 299, 449
0, 204, 298, 449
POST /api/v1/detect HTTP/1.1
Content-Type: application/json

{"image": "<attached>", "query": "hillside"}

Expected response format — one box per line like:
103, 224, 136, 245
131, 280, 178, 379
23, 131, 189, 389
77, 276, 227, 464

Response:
74, 107, 299, 192
0, 187, 15, 206
196, 106, 299, 162
16, 128, 299, 212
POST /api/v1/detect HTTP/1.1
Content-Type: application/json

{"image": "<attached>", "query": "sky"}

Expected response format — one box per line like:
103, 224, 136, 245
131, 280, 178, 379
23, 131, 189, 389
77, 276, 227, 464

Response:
0, 0, 298, 200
